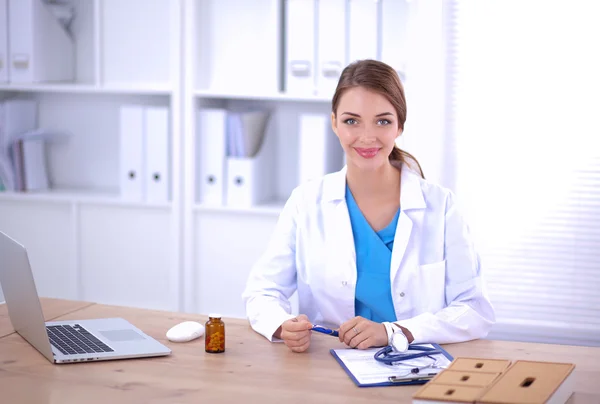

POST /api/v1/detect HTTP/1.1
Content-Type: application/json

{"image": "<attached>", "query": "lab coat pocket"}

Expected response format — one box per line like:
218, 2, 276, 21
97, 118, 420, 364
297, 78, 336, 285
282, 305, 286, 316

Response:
418, 260, 446, 313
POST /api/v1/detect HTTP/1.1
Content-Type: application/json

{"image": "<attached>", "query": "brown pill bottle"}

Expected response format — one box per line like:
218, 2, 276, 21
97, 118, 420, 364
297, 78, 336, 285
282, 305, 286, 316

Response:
205, 314, 225, 353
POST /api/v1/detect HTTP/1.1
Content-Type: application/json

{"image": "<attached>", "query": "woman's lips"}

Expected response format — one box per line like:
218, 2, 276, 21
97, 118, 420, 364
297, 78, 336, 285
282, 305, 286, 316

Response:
354, 148, 380, 159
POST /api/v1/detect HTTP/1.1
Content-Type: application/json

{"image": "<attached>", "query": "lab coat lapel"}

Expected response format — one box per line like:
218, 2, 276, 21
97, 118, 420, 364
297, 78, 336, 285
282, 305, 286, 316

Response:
323, 167, 357, 285
390, 166, 426, 284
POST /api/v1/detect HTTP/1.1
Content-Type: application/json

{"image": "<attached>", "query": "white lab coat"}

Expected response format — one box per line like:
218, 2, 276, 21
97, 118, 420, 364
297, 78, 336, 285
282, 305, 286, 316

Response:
242, 164, 495, 344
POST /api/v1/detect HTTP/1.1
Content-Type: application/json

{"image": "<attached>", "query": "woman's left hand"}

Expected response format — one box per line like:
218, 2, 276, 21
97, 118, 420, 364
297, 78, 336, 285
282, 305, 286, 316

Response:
338, 316, 389, 349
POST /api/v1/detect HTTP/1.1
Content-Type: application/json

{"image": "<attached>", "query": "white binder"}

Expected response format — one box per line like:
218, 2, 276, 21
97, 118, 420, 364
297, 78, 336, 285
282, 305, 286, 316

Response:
285, 0, 316, 95
119, 106, 145, 202
197, 108, 227, 205
144, 107, 170, 204
347, 0, 378, 64
316, 0, 346, 96
8, 0, 74, 83
0, 0, 8, 83
298, 113, 342, 185
381, 0, 412, 82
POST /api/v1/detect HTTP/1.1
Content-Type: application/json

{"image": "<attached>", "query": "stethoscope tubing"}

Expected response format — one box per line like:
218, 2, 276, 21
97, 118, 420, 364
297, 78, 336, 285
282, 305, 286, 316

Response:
374, 345, 444, 365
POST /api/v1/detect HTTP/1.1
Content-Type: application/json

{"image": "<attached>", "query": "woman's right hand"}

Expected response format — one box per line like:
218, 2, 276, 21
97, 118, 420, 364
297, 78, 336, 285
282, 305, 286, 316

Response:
275, 314, 313, 353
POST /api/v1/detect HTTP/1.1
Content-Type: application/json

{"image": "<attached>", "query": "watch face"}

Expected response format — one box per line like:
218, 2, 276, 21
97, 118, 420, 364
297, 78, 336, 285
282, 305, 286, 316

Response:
391, 331, 409, 353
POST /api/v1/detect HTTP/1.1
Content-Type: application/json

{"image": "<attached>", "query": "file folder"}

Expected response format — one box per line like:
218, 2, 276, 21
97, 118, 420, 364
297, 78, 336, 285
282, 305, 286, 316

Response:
10, 139, 24, 191
0, 100, 38, 191
225, 111, 274, 207
347, 0, 378, 63
21, 137, 49, 192
197, 108, 227, 205
119, 105, 145, 201
380, 0, 412, 82
8, 0, 74, 83
297, 113, 343, 185
144, 107, 170, 204
316, 0, 346, 95
0, 0, 8, 83
285, 0, 316, 95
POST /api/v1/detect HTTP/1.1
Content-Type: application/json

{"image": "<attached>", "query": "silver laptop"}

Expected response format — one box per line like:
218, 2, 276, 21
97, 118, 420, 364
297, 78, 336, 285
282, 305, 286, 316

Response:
0, 231, 171, 364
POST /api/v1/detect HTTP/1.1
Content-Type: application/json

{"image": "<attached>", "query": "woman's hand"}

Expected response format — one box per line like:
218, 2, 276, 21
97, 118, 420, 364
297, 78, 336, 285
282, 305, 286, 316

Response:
338, 316, 388, 349
275, 314, 313, 353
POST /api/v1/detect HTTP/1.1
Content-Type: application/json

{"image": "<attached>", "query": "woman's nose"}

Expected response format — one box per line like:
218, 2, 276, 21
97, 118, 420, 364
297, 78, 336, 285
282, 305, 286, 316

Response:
359, 129, 376, 143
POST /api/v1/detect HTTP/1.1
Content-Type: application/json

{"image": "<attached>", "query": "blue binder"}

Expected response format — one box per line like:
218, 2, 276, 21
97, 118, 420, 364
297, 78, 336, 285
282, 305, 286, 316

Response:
330, 343, 454, 388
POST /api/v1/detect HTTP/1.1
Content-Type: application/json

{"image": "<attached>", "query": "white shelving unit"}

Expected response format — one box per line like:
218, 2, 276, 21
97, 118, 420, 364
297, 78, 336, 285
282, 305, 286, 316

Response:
181, 0, 354, 318
194, 89, 332, 103
0, 83, 171, 95
1, 0, 442, 320
0, 0, 182, 313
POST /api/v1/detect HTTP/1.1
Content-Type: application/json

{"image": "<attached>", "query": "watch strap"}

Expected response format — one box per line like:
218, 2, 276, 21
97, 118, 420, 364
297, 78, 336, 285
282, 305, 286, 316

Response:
383, 322, 402, 345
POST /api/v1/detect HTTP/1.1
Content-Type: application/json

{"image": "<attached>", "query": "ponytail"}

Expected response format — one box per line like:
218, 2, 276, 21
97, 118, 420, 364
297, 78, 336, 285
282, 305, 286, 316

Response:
389, 145, 425, 179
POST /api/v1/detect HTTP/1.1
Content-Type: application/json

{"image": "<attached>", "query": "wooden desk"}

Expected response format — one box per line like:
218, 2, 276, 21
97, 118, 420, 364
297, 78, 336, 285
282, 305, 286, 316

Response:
0, 298, 95, 338
1, 300, 599, 404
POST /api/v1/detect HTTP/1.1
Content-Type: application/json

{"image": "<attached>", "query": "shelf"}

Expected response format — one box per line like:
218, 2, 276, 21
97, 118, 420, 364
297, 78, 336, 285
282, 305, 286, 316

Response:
0, 83, 172, 96
194, 89, 331, 103
0, 189, 171, 209
193, 201, 285, 216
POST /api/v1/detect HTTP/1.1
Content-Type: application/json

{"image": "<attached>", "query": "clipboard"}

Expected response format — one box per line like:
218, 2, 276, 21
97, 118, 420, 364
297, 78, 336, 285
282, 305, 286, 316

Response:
330, 343, 454, 388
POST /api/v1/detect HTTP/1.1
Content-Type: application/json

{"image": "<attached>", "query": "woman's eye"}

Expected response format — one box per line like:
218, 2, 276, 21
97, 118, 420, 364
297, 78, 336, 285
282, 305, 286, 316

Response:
343, 118, 358, 125
378, 119, 392, 125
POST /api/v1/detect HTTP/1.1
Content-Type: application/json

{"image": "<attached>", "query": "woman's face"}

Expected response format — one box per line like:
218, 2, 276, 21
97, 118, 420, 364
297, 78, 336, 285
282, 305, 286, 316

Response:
331, 86, 402, 172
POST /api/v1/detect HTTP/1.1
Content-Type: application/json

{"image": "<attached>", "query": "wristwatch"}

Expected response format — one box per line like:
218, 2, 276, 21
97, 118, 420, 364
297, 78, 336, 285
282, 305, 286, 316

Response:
383, 322, 409, 352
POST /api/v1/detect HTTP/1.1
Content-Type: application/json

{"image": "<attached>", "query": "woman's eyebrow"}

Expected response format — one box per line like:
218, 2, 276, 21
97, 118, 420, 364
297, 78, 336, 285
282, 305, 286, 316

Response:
341, 112, 395, 117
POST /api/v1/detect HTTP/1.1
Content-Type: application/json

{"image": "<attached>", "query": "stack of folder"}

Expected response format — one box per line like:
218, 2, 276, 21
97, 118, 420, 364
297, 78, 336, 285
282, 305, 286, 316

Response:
197, 108, 272, 208
0, 99, 53, 193
196, 108, 342, 208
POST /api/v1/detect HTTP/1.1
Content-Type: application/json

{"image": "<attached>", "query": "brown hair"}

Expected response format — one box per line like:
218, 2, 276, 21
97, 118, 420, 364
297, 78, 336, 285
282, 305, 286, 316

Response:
331, 59, 425, 179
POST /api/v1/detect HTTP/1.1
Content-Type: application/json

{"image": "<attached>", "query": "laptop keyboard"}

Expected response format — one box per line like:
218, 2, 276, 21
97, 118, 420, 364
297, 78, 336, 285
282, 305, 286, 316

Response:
47, 324, 114, 356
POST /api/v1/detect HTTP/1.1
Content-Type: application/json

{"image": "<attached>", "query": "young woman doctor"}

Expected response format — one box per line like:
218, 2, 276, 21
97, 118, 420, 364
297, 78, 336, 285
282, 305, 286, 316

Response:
242, 59, 495, 353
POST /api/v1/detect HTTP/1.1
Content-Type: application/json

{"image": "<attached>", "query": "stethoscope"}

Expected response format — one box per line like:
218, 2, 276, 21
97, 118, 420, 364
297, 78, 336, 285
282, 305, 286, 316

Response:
373, 328, 444, 365
312, 323, 446, 370
374, 344, 443, 365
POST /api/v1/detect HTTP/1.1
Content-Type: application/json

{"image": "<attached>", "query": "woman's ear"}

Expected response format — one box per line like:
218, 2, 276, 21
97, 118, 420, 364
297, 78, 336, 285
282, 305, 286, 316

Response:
396, 127, 403, 138
331, 112, 338, 136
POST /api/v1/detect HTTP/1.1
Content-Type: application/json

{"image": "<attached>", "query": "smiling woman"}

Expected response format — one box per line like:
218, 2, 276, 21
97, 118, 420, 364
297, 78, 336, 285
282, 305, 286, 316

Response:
242, 59, 495, 354
331, 59, 424, 179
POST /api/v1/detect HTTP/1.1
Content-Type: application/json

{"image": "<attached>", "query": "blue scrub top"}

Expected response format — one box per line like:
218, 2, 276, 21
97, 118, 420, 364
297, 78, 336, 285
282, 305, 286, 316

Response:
346, 185, 399, 323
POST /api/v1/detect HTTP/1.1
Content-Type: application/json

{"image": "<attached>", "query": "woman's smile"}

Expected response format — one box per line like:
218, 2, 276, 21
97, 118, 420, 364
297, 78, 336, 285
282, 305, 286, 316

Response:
354, 147, 380, 159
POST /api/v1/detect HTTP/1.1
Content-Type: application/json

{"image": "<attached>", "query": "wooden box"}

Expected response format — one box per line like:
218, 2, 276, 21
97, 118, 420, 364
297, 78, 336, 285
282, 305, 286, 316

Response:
412, 358, 575, 404
478, 360, 575, 404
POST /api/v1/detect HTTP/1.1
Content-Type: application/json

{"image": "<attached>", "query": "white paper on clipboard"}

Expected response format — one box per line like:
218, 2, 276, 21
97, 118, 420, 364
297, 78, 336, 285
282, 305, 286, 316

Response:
331, 344, 453, 387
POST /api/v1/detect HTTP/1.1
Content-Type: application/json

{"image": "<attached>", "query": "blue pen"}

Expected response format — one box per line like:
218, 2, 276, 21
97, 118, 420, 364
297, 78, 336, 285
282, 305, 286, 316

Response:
311, 324, 339, 337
